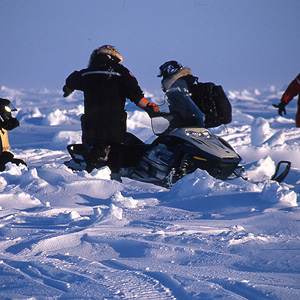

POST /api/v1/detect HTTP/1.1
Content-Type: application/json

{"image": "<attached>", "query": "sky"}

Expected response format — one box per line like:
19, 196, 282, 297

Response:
0, 0, 300, 95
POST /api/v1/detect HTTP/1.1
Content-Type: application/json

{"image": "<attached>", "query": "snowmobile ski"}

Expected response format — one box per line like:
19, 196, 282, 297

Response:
236, 160, 291, 184
271, 160, 291, 183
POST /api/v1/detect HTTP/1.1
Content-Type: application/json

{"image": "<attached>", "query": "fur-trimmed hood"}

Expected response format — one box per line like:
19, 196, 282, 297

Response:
161, 67, 192, 91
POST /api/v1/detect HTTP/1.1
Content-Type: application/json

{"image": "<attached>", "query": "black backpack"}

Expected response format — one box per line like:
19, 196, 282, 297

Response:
190, 80, 232, 128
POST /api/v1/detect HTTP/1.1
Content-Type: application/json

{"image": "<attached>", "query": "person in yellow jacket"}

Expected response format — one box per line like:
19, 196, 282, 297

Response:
0, 98, 26, 171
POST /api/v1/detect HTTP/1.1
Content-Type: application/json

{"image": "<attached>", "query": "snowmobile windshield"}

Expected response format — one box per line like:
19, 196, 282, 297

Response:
152, 79, 205, 135
165, 79, 205, 127
7, 102, 17, 112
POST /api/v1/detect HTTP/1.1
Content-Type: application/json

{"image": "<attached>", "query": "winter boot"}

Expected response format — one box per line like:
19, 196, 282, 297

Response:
111, 172, 122, 182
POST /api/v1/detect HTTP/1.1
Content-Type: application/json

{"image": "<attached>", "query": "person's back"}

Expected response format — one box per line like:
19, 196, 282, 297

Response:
81, 61, 125, 116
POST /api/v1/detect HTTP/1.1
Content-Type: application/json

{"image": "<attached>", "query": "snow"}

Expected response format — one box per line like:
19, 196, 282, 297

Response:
0, 85, 300, 299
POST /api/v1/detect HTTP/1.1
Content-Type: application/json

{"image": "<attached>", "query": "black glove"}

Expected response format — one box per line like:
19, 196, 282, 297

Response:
273, 101, 287, 116
63, 85, 73, 97
144, 102, 160, 118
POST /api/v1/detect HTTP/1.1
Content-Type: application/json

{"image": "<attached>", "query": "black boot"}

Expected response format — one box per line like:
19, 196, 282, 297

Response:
83, 143, 111, 173
111, 172, 122, 182
0, 151, 14, 171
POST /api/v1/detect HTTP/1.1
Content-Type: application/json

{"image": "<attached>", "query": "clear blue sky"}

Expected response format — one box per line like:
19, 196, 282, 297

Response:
0, 0, 299, 94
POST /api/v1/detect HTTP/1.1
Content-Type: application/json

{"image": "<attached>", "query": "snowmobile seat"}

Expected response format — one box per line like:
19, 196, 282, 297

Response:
121, 133, 149, 167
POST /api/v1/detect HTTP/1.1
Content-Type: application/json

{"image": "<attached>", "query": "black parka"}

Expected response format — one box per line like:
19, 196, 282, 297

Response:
65, 57, 144, 145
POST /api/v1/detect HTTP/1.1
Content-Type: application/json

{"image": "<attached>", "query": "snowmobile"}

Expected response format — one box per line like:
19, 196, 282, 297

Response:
65, 83, 244, 187
0, 98, 27, 171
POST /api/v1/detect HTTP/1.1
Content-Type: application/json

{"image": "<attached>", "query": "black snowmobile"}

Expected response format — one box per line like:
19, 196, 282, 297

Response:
0, 98, 26, 171
65, 83, 243, 187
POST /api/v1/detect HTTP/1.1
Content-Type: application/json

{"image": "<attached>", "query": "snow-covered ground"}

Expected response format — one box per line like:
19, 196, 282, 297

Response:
0, 85, 299, 299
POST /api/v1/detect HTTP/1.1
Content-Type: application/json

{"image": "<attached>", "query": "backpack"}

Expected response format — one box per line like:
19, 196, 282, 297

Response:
190, 80, 232, 128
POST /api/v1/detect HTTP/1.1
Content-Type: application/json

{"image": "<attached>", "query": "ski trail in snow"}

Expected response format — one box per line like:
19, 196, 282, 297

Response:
1, 259, 71, 293
208, 278, 270, 300
0, 258, 112, 298
101, 259, 188, 300
2, 254, 184, 299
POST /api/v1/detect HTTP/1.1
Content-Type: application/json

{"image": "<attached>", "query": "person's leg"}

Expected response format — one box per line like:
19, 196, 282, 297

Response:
107, 143, 122, 182
83, 141, 111, 173
0, 151, 14, 171
107, 143, 121, 172
81, 115, 112, 171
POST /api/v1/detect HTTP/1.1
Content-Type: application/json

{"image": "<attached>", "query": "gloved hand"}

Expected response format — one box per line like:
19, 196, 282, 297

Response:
273, 101, 287, 116
63, 85, 73, 97
137, 98, 160, 117
144, 102, 160, 117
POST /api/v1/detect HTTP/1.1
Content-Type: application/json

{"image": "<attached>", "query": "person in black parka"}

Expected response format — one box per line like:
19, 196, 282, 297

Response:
63, 45, 159, 175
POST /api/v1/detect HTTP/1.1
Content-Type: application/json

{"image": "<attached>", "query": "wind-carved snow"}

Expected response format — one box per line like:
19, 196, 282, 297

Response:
0, 86, 299, 299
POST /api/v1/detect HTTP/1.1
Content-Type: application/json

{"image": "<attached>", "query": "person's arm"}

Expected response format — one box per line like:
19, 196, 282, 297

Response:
62, 71, 82, 97
119, 66, 160, 116
281, 73, 300, 104
273, 73, 300, 116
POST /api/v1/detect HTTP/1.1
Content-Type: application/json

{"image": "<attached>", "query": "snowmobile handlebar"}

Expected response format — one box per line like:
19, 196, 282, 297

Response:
150, 112, 172, 118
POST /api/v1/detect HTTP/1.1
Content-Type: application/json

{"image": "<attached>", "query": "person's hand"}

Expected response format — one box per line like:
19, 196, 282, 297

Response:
144, 102, 160, 117
63, 85, 73, 97
137, 98, 160, 117
273, 101, 287, 116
